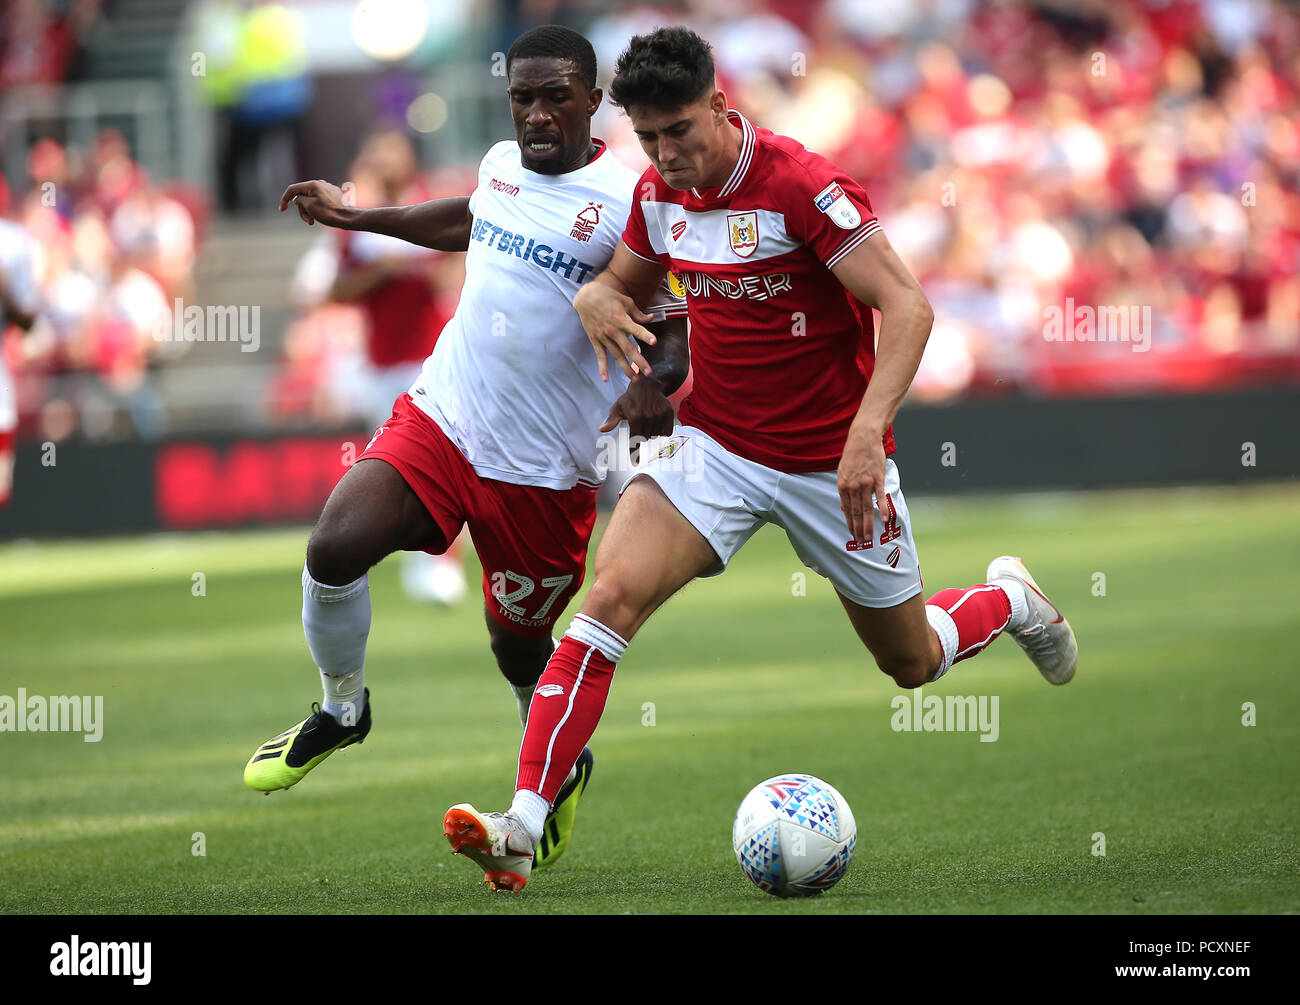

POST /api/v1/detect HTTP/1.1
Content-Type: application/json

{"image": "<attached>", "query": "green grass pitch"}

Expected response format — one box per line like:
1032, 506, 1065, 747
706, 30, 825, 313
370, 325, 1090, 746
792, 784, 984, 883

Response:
2, 485, 1297, 914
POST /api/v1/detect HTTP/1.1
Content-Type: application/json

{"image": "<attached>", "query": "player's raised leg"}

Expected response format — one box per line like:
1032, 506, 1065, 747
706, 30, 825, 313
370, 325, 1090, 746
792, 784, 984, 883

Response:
773, 456, 1076, 686
837, 560, 1075, 687
244, 456, 448, 792
444, 475, 716, 890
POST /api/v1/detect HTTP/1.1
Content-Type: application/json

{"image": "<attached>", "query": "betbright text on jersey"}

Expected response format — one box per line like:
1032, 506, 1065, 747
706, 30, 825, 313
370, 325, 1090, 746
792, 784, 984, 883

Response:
622, 110, 894, 474
409, 140, 685, 492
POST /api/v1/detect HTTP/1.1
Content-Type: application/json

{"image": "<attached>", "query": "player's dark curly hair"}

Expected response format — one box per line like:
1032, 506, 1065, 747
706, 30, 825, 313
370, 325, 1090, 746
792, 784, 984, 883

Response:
609, 26, 715, 111
506, 25, 597, 90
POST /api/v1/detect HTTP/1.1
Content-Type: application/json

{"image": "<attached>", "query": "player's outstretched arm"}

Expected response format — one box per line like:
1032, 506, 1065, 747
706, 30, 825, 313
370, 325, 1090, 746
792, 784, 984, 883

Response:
573, 240, 669, 381
279, 180, 473, 252
830, 231, 935, 548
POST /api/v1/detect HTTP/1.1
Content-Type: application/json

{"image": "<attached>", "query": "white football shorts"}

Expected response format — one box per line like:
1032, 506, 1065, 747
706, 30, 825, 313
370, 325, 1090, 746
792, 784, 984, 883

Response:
620, 424, 923, 608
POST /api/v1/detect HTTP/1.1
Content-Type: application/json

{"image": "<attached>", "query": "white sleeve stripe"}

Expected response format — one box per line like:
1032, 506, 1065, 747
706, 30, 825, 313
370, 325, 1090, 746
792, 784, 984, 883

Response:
825, 221, 882, 268
827, 219, 880, 260
829, 221, 872, 255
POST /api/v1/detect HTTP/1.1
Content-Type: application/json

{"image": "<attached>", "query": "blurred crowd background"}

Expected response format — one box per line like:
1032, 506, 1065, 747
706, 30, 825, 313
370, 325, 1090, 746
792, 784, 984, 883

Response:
1, 0, 1297, 447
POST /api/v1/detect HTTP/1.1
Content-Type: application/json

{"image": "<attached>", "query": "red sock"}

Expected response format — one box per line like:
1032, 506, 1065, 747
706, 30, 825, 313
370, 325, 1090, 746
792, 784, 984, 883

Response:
516, 616, 624, 802
924, 584, 1012, 678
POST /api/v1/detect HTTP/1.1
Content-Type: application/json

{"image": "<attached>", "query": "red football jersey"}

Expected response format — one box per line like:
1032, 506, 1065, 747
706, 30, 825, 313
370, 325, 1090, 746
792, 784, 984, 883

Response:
622, 110, 896, 473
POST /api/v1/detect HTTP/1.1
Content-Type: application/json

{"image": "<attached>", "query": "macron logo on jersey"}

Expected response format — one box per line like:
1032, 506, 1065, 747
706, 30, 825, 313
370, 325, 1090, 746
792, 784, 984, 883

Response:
470, 215, 597, 283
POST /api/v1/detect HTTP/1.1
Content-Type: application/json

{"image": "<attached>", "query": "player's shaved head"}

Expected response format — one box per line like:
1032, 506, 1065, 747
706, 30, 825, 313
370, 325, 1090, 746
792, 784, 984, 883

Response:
610, 26, 715, 112
506, 24, 597, 90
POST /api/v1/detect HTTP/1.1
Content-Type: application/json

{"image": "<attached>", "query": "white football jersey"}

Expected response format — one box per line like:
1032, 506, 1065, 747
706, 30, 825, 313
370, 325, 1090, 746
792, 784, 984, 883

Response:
409, 140, 685, 490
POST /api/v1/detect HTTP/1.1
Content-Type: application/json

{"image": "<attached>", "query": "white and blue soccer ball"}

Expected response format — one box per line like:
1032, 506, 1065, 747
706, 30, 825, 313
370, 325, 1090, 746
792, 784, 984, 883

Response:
732, 773, 857, 897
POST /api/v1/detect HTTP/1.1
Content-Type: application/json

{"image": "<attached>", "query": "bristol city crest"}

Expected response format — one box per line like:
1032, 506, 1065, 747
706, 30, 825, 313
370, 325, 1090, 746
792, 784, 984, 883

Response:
727, 211, 759, 258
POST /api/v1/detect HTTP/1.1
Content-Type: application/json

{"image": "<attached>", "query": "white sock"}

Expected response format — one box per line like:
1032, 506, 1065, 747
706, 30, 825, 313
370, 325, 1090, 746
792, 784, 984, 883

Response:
511, 788, 550, 845
301, 563, 370, 723
925, 604, 958, 682
995, 577, 1029, 631
568, 613, 628, 662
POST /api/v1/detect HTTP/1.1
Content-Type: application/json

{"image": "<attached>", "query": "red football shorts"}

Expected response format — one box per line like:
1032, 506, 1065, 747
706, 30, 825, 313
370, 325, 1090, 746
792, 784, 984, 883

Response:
358, 393, 597, 639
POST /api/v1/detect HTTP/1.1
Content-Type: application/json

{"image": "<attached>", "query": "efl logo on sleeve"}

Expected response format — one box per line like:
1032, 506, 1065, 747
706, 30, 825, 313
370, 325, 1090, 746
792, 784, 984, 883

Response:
814, 182, 862, 230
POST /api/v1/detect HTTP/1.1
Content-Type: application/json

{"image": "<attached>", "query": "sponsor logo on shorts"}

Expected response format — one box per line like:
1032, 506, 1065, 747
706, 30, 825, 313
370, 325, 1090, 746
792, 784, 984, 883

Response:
655, 435, 689, 461
595, 429, 703, 482
536, 684, 565, 698
886, 545, 901, 568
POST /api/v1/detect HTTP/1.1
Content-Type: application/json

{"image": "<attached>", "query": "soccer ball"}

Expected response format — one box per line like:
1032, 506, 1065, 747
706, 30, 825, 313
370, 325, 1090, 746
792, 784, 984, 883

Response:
732, 773, 856, 897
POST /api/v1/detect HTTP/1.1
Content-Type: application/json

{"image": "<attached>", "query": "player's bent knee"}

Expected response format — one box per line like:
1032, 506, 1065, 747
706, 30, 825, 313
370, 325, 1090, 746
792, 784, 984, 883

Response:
876, 653, 937, 690
486, 619, 552, 688
581, 576, 649, 638
305, 526, 371, 586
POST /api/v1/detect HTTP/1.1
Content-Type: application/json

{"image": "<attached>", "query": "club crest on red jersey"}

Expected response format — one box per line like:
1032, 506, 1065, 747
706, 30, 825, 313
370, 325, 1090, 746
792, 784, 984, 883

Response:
814, 182, 862, 230
727, 211, 759, 258
570, 202, 602, 243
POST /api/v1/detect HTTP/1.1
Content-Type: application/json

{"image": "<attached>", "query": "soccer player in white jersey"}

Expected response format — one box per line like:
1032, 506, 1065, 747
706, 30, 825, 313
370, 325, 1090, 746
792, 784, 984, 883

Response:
243, 26, 688, 875
445, 26, 1079, 892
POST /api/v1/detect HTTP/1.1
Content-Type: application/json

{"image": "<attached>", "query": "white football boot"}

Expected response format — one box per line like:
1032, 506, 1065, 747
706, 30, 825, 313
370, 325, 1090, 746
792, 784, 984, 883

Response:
986, 555, 1078, 685
443, 804, 536, 892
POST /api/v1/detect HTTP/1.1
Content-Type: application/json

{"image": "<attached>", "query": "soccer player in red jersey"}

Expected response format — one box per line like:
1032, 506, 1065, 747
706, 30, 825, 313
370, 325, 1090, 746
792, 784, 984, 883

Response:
446, 26, 1078, 892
